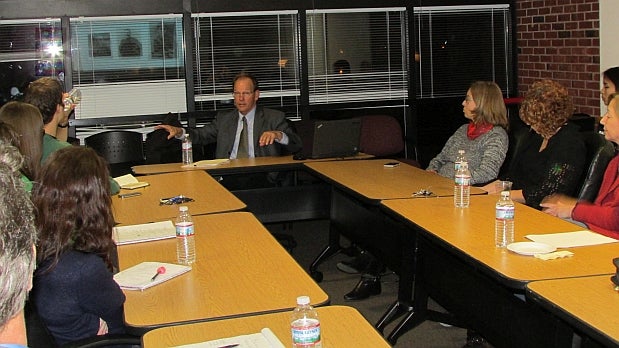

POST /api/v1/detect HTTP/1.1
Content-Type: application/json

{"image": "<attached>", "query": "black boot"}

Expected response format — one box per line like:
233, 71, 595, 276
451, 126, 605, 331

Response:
344, 274, 381, 301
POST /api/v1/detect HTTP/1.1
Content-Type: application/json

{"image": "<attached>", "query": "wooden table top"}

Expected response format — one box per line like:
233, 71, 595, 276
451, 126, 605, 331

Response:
527, 276, 619, 346
118, 212, 329, 330
382, 195, 619, 287
112, 170, 245, 225
132, 153, 374, 175
305, 159, 486, 201
141, 305, 390, 347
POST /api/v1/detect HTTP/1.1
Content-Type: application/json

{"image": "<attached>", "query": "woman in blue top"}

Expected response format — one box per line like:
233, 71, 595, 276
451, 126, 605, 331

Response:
31, 146, 126, 346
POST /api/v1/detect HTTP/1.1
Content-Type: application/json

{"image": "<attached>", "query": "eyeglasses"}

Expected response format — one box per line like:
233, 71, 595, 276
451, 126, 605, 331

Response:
232, 91, 254, 98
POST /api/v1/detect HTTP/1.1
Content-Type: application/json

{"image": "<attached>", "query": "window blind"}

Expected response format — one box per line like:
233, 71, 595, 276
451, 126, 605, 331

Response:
192, 11, 301, 119
0, 18, 63, 105
306, 8, 408, 104
70, 14, 186, 119
414, 5, 512, 98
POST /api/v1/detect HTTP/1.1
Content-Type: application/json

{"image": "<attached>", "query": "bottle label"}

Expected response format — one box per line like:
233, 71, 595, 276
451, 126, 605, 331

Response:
291, 320, 321, 346
182, 142, 192, 150
496, 206, 515, 220
176, 223, 194, 237
455, 175, 471, 186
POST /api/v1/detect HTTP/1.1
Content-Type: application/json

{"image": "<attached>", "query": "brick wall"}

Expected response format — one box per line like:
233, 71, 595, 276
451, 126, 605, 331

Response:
516, 0, 600, 116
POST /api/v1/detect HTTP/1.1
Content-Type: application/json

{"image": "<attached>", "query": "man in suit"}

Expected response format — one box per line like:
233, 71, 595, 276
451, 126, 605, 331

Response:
156, 73, 302, 158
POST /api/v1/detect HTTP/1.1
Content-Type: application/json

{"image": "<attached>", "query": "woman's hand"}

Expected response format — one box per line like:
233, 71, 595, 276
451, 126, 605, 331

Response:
540, 194, 577, 218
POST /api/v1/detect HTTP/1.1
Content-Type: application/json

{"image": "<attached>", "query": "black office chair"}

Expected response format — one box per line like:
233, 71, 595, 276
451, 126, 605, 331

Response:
85, 131, 145, 177
577, 132, 615, 202
359, 114, 419, 167
25, 300, 141, 348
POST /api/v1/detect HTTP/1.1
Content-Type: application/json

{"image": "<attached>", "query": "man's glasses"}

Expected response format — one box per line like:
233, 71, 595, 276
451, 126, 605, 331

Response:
232, 91, 254, 98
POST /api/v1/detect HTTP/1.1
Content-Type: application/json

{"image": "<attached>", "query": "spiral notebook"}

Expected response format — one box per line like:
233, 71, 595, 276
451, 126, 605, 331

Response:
114, 262, 191, 290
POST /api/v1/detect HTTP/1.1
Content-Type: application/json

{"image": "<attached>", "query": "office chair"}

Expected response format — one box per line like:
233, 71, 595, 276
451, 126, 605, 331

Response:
577, 132, 615, 202
85, 131, 145, 177
25, 300, 141, 348
359, 114, 419, 167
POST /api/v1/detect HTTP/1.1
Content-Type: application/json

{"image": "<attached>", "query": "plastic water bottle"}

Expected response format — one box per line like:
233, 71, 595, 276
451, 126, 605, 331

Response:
175, 206, 195, 264
182, 134, 193, 165
291, 296, 322, 348
454, 161, 471, 208
455, 149, 466, 172
495, 191, 515, 247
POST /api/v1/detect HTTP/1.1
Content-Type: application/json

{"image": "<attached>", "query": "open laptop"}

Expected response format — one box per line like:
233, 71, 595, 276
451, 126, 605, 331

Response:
296, 118, 362, 159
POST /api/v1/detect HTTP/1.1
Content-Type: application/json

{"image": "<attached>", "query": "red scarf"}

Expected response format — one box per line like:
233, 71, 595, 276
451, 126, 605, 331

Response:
467, 122, 494, 140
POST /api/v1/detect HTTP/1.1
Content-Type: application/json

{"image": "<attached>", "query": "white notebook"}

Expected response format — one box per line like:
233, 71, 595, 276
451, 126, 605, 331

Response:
113, 221, 176, 245
172, 328, 285, 348
114, 262, 191, 291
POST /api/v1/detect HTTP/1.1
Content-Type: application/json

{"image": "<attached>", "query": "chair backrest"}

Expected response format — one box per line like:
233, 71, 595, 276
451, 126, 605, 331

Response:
577, 132, 615, 201
359, 115, 404, 157
499, 126, 529, 179
85, 131, 145, 177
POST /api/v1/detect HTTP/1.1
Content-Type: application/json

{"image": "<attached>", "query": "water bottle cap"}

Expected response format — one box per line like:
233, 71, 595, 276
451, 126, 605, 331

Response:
179, 205, 189, 212
296, 295, 310, 305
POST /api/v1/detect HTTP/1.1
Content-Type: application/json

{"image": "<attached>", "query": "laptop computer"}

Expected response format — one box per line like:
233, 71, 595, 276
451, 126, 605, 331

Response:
296, 118, 362, 159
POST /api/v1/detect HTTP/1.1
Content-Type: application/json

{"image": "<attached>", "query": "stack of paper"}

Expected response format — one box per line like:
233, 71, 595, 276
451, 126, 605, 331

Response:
526, 230, 619, 248
114, 262, 191, 290
172, 328, 285, 348
181, 159, 230, 168
114, 174, 150, 189
113, 221, 176, 245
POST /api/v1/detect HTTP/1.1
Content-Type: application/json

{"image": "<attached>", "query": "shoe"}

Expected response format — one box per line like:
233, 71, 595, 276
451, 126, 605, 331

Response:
344, 275, 381, 301
336, 252, 371, 274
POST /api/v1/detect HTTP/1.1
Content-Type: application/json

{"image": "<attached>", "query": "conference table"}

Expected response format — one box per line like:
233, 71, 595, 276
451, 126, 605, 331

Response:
117, 212, 329, 334
526, 276, 619, 348
380, 195, 619, 346
141, 305, 391, 347
112, 170, 246, 225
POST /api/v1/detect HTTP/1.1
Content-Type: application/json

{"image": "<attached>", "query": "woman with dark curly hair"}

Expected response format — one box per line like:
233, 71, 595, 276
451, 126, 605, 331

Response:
31, 146, 127, 346
486, 79, 586, 209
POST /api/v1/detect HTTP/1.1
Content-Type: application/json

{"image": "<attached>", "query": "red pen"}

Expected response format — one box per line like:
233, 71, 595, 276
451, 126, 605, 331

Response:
151, 266, 166, 281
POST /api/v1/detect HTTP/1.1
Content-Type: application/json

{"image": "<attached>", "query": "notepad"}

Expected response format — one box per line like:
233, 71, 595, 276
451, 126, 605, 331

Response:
171, 328, 285, 348
113, 221, 176, 245
114, 174, 150, 189
114, 262, 191, 291
526, 230, 619, 248
181, 159, 230, 168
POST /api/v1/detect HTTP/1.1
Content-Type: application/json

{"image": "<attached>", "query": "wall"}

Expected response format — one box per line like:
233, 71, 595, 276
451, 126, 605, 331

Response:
599, 0, 619, 111
516, 0, 600, 116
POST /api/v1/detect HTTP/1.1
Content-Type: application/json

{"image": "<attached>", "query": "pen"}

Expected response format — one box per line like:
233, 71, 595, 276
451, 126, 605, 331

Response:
151, 266, 166, 281
119, 192, 142, 199
217, 345, 239, 348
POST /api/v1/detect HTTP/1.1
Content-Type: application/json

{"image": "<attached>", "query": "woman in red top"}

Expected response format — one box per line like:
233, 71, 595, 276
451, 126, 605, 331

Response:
541, 92, 619, 238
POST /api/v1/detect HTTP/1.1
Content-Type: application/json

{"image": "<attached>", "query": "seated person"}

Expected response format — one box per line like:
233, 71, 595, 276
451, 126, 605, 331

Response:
23, 77, 120, 194
427, 80, 509, 184
31, 147, 127, 346
156, 72, 302, 159
0, 101, 44, 192
342, 81, 509, 302
484, 79, 587, 209
0, 144, 37, 348
541, 92, 619, 238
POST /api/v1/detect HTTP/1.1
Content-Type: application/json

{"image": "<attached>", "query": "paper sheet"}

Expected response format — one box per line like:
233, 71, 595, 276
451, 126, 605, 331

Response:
113, 221, 176, 245
525, 230, 619, 248
114, 262, 191, 290
172, 328, 285, 348
114, 174, 149, 189
181, 159, 230, 168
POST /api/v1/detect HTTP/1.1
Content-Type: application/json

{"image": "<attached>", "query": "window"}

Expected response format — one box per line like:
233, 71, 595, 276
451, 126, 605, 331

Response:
0, 18, 63, 106
192, 11, 300, 119
306, 8, 408, 104
70, 15, 186, 119
415, 5, 512, 98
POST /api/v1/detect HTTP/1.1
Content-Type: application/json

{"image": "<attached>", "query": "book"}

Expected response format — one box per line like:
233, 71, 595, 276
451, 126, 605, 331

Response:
172, 327, 285, 348
113, 221, 176, 245
114, 174, 150, 190
181, 159, 230, 168
114, 262, 191, 291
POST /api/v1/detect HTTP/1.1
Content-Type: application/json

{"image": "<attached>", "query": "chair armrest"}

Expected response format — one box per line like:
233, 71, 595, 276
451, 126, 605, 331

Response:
61, 333, 141, 348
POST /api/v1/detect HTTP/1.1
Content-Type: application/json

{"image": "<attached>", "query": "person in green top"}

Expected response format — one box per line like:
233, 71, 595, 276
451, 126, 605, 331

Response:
0, 102, 44, 193
23, 78, 120, 194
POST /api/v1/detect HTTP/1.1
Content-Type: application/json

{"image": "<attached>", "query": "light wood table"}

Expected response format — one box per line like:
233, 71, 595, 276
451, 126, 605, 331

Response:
118, 212, 329, 333
381, 195, 619, 346
132, 153, 374, 176
112, 170, 245, 225
527, 276, 619, 348
142, 305, 390, 347
305, 158, 485, 200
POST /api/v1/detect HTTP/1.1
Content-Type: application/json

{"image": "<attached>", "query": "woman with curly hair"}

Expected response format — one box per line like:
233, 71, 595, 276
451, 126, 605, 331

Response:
30, 146, 127, 345
487, 79, 586, 209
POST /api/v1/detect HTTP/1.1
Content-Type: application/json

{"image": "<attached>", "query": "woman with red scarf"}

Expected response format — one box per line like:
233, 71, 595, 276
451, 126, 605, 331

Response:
426, 81, 509, 184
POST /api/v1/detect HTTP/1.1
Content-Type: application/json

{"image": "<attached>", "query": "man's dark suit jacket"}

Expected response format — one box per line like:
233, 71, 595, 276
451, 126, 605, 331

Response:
188, 106, 302, 158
